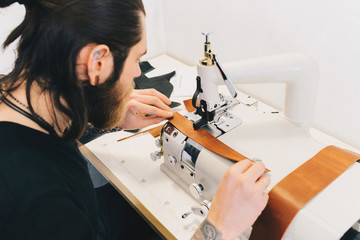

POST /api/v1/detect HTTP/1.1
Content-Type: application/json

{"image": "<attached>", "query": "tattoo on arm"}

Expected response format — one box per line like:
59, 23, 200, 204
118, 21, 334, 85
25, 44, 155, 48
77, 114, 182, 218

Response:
191, 218, 223, 240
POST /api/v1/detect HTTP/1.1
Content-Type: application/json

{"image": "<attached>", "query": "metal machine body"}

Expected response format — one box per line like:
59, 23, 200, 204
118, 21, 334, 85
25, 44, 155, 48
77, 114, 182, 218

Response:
160, 108, 238, 203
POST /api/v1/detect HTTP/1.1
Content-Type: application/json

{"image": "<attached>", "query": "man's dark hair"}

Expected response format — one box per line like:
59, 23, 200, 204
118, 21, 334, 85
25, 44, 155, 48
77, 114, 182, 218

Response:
0, 0, 145, 140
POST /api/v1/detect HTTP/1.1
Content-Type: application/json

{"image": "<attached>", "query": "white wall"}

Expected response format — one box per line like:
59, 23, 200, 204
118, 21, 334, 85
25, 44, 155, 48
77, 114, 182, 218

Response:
161, 0, 360, 150
0, 3, 24, 74
142, 0, 166, 60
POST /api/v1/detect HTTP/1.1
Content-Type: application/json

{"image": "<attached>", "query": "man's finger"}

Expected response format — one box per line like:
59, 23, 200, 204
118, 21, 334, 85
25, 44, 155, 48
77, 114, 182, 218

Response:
254, 174, 271, 192
227, 159, 255, 176
132, 89, 172, 105
133, 103, 173, 118
243, 161, 266, 183
131, 94, 173, 112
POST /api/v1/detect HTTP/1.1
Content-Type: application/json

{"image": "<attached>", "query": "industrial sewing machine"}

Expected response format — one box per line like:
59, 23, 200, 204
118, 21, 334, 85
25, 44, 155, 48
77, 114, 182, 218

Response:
151, 33, 360, 239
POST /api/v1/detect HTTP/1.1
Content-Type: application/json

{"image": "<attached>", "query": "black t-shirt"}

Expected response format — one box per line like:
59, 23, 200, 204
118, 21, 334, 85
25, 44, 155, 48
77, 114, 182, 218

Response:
0, 122, 97, 240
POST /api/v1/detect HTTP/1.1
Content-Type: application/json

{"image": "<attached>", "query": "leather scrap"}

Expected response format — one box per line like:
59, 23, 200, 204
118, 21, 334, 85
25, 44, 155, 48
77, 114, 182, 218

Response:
117, 125, 163, 142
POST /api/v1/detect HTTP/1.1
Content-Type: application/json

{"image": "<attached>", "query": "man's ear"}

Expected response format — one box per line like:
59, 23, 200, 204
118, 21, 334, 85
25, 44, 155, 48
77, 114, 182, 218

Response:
87, 44, 112, 86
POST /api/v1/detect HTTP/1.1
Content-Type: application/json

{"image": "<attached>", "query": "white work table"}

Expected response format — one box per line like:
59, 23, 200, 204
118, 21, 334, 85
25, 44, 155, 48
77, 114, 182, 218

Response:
80, 54, 360, 240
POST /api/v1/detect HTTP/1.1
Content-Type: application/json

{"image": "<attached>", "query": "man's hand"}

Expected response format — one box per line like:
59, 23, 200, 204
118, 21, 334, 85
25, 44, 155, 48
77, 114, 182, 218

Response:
205, 160, 270, 240
119, 89, 174, 130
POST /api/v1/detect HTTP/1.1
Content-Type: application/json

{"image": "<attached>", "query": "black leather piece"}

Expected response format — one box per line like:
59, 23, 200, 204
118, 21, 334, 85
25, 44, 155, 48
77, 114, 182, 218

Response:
134, 71, 176, 98
139, 61, 155, 74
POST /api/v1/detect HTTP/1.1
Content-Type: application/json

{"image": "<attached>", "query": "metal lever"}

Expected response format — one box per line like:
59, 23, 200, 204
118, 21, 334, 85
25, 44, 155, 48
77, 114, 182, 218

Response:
182, 200, 212, 219
213, 54, 237, 98
181, 209, 194, 219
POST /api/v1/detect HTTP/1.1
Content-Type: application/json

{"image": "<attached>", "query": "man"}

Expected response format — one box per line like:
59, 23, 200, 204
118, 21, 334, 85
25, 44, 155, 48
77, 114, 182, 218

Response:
0, 0, 270, 239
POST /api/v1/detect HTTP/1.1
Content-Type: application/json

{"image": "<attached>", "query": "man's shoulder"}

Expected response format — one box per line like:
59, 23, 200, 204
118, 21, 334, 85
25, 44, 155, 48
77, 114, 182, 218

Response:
0, 147, 97, 239
0, 174, 97, 239
0, 123, 90, 204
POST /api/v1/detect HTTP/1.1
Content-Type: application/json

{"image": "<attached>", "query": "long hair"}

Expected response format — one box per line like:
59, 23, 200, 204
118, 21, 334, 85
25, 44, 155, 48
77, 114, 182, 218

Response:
0, 0, 145, 140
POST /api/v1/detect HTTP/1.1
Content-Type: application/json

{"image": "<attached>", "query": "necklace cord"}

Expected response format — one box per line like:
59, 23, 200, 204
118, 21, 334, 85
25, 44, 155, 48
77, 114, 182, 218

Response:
0, 90, 58, 137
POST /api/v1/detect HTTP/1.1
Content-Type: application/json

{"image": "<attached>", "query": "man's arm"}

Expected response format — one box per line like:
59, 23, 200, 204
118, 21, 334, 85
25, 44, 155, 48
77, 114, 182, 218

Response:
192, 218, 224, 240
192, 160, 270, 240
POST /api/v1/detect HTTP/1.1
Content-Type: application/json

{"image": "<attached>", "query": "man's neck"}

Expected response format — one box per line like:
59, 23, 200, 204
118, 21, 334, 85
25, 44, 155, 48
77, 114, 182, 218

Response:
0, 81, 68, 136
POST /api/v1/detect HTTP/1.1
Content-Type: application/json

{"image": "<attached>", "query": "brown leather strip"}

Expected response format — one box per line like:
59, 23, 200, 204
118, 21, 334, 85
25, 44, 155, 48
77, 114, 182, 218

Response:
250, 145, 360, 240
183, 98, 196, 112
169, 112, 269, 172
117, 124, 163, 142
148, 125, 164, 137
169, 112, 247, 162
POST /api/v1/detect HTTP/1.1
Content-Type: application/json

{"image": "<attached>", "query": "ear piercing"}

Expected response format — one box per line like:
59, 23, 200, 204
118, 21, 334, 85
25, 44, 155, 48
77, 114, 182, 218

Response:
95, 75, 100, 85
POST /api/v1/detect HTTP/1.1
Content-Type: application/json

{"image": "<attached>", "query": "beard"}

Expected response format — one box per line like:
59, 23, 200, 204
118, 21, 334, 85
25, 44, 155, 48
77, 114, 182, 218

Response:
84, 78, 134, 130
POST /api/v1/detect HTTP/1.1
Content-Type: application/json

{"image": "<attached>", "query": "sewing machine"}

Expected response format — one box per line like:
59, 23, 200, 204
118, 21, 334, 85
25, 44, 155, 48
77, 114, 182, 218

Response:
151, 33, 360, 239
